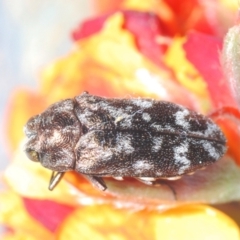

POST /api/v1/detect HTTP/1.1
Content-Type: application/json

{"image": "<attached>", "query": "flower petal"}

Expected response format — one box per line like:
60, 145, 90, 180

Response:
23, 198, 75, 232
214, 202, 240, 228
94, 0, 234, 36
56, 204, 239, 240
73, 10, 165, 66
1, 232, 38, 240
42, 13, 199, 108
210, 106, 240, 165
154, 205, 240, 240
0, 191, 52, 239
184, 31, 237, 109
104, 156, 240, 204
164, 36, 211, 112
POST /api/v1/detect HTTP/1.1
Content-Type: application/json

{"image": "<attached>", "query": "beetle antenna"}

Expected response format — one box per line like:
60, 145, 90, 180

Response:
49, 171, 65, 190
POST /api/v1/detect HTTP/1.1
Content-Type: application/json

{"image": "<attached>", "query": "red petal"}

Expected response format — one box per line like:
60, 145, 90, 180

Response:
210, 106, 240, 165
164, 0, 215, 35
122, 10, 165, 66
23, 198, 75, 232
183, 32, 237, 109
72, 10, 165, 66
72, 14, 108, 40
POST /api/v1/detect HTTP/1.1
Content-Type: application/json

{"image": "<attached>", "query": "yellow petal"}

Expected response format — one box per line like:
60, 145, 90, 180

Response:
164, 36, 211, 112
154, 205, 240, 240
40, 12, 198, 109
219, 0, 238, 10
41, 12, 172, 100
0, 191, 52, 239
56, 204, 239, 240
57, 205, 152, 240
1, 232, 38, 240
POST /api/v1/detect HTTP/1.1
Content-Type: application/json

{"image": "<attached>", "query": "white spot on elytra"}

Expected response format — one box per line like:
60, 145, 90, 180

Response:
99, 102, 133, 128
114, 110, 145, 128
115, 134, 134, 154
174, 141, 191, 174
151, 123, 174, 132
174, 109, 190, 130
131, 98, 153, 108
142, 112, 151, 122
126, 106, 133, 111
152, 137, 163, 152
201, 141, 221, 160
99, 102, 129, 119
133, 160, 153, 174
202, 121, 220, 137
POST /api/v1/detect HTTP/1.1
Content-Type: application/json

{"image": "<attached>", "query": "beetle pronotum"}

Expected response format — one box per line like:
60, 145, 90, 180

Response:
24, 92, 226, 191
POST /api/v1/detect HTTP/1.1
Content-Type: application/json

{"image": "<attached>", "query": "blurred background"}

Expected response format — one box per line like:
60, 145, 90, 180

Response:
0, 0, 92, 172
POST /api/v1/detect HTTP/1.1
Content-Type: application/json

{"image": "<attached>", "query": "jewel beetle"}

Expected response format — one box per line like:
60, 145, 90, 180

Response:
24, 92, 227, 191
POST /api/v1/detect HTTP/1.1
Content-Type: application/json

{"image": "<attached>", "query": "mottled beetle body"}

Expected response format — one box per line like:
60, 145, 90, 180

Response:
24, 92, 226, 191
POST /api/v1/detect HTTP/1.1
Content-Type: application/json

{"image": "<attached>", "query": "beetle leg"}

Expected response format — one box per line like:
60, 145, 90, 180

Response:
49, 171, 65, 190
83, 175, 107, 191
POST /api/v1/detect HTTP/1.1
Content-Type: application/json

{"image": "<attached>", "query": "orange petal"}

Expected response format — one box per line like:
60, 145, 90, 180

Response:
210, 106, 240, 166
5, 89, 47, 151
57, 204, 239, 240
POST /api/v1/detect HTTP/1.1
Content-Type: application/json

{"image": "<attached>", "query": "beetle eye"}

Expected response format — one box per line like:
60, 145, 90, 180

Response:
25, 149, 39, 162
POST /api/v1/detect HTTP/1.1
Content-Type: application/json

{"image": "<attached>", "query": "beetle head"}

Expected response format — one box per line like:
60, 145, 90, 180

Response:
24, 99, 81, 173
